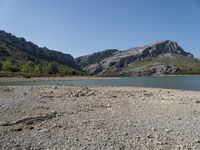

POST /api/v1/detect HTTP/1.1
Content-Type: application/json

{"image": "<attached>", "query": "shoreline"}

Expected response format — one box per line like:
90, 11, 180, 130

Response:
0, 74, 200, 83
0, 76, 119, 83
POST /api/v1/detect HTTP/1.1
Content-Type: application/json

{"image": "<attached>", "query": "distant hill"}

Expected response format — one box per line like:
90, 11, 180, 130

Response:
76, 40, 200, 76
0, 30, 82, 77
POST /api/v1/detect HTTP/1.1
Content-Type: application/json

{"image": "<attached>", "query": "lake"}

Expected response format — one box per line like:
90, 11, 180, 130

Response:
0, 76, 200, 91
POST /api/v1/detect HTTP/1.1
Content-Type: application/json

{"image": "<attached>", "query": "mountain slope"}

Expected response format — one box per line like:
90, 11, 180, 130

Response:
76, 49, 119, 74
0, 30, 81, 76
76, 40, 200, 76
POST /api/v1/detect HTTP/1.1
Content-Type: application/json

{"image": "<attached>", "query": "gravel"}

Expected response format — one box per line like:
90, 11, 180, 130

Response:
0, 85, 200, 149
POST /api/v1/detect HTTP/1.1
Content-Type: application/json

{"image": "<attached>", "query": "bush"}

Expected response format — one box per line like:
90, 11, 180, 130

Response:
2, 60, 19, 72
0, 62, 2, 71
21, 61, 35, 73
46, 62, 59, 74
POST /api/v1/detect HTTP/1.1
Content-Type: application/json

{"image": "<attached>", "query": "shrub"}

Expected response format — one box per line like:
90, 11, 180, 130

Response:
0, 62, 2, 71
21, 61, 35, 73
46, 62, 59, 74
2, 60, 19, 72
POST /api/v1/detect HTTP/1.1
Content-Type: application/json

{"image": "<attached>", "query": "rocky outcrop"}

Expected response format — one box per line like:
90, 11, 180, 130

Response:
0, 30, 78, 68
121, 65, 179, 76
76, 49, 118, 68
77, 40, 193, 75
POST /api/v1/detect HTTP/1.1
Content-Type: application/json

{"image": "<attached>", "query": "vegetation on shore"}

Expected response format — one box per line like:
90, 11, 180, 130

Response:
0, 60, 84, 77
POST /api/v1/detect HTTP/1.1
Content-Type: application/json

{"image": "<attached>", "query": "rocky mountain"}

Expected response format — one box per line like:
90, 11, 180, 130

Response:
0, 30, 82, 76
76, 40, 200, 76
0, 30, 78, 68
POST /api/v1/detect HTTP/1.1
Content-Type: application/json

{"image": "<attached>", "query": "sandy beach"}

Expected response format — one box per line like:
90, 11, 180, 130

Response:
0, 85, 200, 149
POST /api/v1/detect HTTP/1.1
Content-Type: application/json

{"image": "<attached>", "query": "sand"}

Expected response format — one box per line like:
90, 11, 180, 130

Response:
0, 85, 200, 149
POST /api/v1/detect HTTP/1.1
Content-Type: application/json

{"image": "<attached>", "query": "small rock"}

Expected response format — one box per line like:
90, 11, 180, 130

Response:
195, 100, 200, 104
152, 128, 157, 132
38, 129, 49, 133
164, 128, 173, 134
29, 126, 34, 130
178, 117, 182, 120
15, 128, 23, 132
53, 86, 58, 89
176, 145, 183, 150
112, 95, 117, 98
154, 141, 163, 145
194, 139, 200, 143
107, 104, 111, 107
146, 134, 152, 138
124, 132, 128, 136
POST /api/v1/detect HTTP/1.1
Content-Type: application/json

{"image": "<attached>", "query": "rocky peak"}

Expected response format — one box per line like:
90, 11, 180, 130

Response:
142, 40, 193, 57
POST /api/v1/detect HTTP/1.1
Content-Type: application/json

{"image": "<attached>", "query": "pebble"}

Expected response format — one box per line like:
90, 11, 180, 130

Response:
194, 139, 200, 143
146, 134, 152, 138
195, 100, 200, 104
123, 132, 128, 136
164, 128, 173, 134
107, 104, 111, 107
38, 129, 49, 133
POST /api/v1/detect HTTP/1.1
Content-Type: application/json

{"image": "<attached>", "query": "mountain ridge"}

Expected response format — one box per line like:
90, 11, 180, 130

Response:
76, 40, 199, 76
0, 30, 81, 76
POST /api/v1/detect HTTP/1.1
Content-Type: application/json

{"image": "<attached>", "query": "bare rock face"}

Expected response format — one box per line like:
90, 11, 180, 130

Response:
121, 64, 179, 76
76, 49, 118, 74
77, 40, 193, 75
76, 49, 118, 67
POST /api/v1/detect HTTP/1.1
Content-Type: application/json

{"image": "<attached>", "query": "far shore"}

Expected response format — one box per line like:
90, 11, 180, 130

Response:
0, 74, 200, 83
0, 76, 120, 83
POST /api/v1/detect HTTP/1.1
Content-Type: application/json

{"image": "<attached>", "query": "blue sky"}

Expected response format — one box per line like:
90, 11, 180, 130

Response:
0, 0, 199, 58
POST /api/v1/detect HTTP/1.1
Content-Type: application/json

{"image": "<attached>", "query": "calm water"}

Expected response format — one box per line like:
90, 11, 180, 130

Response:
0, 76, 200, 91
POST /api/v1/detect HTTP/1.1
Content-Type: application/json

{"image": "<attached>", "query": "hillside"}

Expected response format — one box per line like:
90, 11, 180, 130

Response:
0, 30, 82, 77
76, 40, 200, 76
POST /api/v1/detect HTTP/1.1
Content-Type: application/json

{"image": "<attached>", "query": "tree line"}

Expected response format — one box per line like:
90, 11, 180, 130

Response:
0, 60, 83, 77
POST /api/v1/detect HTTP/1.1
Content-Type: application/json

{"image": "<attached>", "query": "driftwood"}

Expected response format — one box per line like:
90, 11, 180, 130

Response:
1, 111, 57, 126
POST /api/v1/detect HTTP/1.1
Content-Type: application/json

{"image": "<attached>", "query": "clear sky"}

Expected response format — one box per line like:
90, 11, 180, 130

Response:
0, 0, 199, 58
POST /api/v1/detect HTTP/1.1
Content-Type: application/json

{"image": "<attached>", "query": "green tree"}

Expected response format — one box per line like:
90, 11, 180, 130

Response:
0, 62, 2, 71
21, 61, 35, 73
34, 65, 43, 74
46, 62, 59, 74
2, 60, 19, 72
